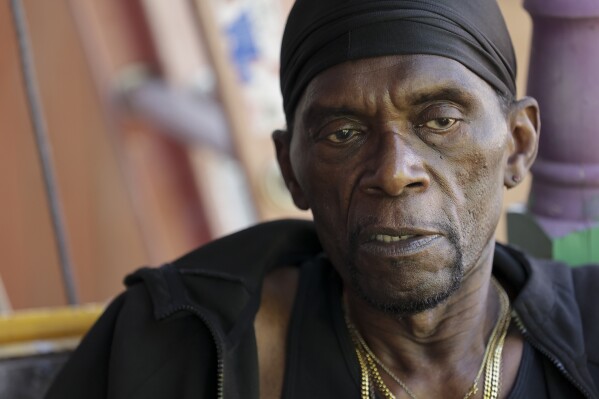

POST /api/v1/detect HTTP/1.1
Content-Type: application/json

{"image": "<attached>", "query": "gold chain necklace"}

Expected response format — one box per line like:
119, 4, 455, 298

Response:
345, 277, 511, 399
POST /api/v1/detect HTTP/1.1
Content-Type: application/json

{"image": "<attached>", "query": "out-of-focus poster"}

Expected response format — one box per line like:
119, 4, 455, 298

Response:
212, 0, 290, 135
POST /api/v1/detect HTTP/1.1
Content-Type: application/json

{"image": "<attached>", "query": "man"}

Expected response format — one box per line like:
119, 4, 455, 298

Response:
47, 0, 599, 398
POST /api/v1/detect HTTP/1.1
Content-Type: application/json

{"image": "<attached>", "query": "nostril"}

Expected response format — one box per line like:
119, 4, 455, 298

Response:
406, 182, 424, 188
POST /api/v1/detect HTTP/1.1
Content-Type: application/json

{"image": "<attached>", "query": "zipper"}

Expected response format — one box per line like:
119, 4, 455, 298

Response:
159, 305, 225, 399
511, 310, 593, 399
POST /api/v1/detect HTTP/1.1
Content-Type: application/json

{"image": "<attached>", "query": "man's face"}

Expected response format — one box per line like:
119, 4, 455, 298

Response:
284, 55, 514, 315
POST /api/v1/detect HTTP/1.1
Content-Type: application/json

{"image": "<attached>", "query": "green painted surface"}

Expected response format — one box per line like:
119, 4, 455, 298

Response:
553, 229, 591, 267
507, 209, 599, 267
592, 227, 599, 263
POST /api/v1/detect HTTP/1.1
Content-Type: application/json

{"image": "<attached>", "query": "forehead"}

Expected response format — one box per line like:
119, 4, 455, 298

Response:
295, 54, 498, 123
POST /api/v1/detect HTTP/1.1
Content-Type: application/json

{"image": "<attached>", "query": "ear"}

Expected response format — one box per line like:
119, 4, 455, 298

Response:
504, 97, 540, 189
272, 129, 310, 210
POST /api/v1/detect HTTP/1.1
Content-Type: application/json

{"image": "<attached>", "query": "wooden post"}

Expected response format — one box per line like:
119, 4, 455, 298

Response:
190, 0, 309, 223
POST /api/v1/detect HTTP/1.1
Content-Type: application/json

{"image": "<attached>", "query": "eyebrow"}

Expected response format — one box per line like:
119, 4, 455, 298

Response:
301, 86, 478, 128
408, 87, 477, 107
302, 106, 363, 128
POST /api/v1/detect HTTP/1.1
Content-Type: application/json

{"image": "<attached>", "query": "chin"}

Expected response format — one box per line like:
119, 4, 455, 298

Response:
349, 254, 464, 316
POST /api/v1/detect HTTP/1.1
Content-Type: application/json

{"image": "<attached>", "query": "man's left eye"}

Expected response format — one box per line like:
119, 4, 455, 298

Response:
423, 118, 458, 130
326, 129, 360, 143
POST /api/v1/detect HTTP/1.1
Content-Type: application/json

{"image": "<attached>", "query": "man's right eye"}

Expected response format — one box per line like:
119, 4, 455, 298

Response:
326, 129, 359, 143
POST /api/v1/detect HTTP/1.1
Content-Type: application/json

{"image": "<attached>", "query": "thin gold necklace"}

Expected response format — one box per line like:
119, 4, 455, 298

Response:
345, 277, 511, 399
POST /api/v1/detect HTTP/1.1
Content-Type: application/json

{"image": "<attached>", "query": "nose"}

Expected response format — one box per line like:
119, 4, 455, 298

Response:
361, 133, 430, 196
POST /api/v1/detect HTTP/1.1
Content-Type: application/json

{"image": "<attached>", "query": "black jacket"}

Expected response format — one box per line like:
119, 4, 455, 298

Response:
46, 220, 599, 399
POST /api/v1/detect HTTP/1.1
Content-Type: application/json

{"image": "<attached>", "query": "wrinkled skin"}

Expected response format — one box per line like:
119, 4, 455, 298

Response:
275, 54, 539, 316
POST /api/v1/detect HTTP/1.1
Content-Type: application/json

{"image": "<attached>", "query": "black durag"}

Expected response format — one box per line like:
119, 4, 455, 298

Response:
280, 0, 517, 124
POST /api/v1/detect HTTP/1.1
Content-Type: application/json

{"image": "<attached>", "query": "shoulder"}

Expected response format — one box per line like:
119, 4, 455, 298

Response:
501, 245, 599, 362
172, 219, 320, 276
495, 243, 599, 297
49, 220, 321, 399
522, 252, 599, 310
507, 244, 599, 314
124, 219, 321, 317
46, 284, 219, 399
569, 263, 599, 297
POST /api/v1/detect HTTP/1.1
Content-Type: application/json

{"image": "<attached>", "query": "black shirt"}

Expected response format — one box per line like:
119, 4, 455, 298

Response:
508, 340, 549, 399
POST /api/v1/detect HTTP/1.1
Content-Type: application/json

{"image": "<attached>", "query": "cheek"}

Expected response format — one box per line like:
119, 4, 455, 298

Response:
457, 152, 500, 201
290, 143, 360, 271
454, 146, 506, 250
454, 123, 508, 203
301, 169, 355, 280
291, 139, 355, 213
304, 169, 354, 232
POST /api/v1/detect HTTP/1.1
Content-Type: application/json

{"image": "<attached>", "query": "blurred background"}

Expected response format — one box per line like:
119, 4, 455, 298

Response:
10, 0, 599, 397
0, 0, 533, 312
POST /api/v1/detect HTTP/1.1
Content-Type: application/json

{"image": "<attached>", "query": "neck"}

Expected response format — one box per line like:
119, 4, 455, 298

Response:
345, 241, 500, 377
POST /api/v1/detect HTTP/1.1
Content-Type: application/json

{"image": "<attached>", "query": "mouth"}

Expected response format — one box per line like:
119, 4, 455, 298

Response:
359, 228, 442, 257
369, 233, 417, 242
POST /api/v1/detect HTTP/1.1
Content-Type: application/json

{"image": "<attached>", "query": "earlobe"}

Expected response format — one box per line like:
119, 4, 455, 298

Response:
272, 129, 310, 210
504, 97, 540, 189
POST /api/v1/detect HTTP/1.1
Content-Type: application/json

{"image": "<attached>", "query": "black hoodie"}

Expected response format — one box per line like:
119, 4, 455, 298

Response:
46, 220, 599, 399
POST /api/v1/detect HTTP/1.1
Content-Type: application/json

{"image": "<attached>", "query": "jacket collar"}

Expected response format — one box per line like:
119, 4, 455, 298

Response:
125, 219, 322, 331
495, 243, 598, 398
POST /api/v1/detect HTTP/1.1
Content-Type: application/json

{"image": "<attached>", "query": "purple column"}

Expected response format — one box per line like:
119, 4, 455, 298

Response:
508, 0, 599, 264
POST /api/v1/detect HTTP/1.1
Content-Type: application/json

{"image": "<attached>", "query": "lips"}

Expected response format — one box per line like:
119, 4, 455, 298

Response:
359, 227, 442, 257
370, 233, 415, 242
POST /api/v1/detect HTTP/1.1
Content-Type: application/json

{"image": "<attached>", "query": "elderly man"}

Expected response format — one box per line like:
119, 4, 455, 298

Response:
47, 0, 599, 398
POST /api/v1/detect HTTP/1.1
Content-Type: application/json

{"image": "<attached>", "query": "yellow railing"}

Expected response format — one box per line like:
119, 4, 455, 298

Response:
0, 304, 104, 345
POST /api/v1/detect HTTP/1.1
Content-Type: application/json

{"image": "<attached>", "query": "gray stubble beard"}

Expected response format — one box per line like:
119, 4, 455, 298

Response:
347, 230, 464, 317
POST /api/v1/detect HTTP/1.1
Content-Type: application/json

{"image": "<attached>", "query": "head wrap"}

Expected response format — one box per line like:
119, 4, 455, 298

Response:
280, 0, 516, 123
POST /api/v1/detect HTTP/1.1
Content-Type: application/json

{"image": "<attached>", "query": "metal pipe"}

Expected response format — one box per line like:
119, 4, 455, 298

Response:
9, 0, 79, 304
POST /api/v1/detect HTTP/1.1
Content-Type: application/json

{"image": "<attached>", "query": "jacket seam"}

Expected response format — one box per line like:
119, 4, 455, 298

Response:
178, 268, 251, 293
